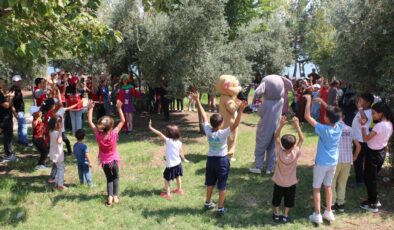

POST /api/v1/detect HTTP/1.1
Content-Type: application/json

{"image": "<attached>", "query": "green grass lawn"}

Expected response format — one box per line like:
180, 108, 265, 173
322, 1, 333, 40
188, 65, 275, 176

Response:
0, 99, 394, 229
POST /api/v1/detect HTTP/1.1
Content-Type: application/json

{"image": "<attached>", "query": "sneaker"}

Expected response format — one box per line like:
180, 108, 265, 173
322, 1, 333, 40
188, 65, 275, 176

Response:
230, 157, 236, 162
272, 213, 281, 222
216, 207, 226, 215
336, 204, 345, 212
35, 165, 48, 170
204, 201, 216, 210
1, 154, 17, 163
113, 196, 120, 204
331, 204, 337, 212
57, 185, 68, 191
249, 168, 262, 174
48, 178, 56, 184
360, 201, 378, 213
309, 212, 323, 224
323, 210, 335, 222
280, 215, 291, 223
171, 188, 185, 195
266, 170, 273, 175
105, 196, 113, 206
160, 192, 172, 200
376, 200, 382, 208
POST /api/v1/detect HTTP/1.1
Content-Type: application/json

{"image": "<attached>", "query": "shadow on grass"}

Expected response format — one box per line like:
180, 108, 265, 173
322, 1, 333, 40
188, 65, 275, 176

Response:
122, 187, 163, 198
51, 193, 103, 206
184, 153, 207, 164
141, 207, 204, 223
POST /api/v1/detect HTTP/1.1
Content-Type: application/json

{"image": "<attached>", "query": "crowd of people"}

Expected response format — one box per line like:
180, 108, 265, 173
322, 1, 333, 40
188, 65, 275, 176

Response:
0, 69, 393, 226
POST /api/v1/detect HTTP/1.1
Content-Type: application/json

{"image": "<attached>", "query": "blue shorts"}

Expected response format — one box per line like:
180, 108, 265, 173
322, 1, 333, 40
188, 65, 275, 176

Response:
205, 156, 230, 190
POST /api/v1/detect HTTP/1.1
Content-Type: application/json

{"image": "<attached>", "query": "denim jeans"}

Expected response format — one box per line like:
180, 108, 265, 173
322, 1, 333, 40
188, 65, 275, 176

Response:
78, 164, 93, 186
56, 161, 65, 186
70, 110, 83, 135
17, 112, 28, 145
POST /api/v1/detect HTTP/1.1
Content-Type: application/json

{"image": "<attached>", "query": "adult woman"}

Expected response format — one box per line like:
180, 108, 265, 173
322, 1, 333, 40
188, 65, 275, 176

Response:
66, 85, 84, 135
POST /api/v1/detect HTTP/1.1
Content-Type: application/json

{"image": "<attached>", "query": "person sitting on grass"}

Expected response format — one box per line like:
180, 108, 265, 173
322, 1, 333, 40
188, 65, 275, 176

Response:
192, 92, 247, 216
73, 129, 93, 187
271, 116, 304, 224
304, 94, 343, 225
148, 120, 189, 200
87, 99, 125, 206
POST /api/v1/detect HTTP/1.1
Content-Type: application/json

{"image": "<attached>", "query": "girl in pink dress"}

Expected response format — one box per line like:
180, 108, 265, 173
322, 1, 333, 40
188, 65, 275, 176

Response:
87, 99, 125, 206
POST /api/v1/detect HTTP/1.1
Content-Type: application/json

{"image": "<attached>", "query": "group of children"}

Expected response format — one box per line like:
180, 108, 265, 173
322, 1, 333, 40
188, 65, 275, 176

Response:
27, 76, 393, 224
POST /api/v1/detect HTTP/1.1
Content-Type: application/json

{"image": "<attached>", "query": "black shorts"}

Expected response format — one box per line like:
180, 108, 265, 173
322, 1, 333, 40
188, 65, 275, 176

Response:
272, 183, 296, 208
205, 156, 230, 190
163, 163, 183, 181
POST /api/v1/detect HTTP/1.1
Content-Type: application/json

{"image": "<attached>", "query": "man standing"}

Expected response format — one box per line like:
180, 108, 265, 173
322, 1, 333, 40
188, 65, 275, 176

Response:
0, 77, 16, 163
308, 68, 321, 84
10, 75, 28, 146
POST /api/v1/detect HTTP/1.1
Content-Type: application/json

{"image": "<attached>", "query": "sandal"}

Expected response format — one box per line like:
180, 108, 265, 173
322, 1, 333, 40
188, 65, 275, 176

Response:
160, 192, 172, 200
171, 188, 185, 195
105, 196, 113, 206
113, 196, 119, 204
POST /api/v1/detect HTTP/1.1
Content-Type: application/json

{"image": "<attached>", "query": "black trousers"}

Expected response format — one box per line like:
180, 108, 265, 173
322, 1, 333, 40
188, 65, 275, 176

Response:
103, 161, 119, 196
162, 98, 170, 121
364, 147, 386, 204
176, 99, 183, 111
62, 132, 72, 154
33, 138, 48, 165
2, 123, 13, 157
354, 142, 368, 184
272, 184, 296, 208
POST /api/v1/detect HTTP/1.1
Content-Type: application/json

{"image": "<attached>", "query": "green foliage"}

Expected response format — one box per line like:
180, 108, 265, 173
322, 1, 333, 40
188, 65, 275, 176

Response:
0, 0, 121, 77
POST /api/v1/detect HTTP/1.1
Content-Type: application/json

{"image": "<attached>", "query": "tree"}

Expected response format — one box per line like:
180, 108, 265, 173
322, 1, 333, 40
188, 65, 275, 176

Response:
0, 0, 121, 77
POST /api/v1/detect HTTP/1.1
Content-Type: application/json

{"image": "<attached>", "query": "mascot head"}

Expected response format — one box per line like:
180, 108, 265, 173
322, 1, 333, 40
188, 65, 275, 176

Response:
215, 75, 241, 97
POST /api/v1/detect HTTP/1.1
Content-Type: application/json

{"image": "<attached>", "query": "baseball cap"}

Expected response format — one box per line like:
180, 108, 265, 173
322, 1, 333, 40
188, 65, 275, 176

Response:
12, 75, 22, 82
29, 106, 40, 115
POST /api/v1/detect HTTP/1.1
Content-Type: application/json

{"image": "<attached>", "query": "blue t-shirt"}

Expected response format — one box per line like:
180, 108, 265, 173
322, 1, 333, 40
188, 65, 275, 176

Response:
73, 142, 89, 165
315, 122, 344, 166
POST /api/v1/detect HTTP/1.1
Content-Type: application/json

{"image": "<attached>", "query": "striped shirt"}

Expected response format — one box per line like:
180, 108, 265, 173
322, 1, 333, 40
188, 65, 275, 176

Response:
338, 122, 353, 164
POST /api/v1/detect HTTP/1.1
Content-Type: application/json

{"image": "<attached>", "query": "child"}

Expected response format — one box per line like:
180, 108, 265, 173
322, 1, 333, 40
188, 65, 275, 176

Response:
31, 106, 49, 170
117, 74, 139, 133
305, 95, 343, 224
359, 102, 393, 213
272, 116, 304, 223
49, 115, 67, 190
74, 129, 93, 186
192, 92, 247, 215
148, 120, 189, 200
311, 84, 321, 121
331, 115, 361, 212
33, 77, 47, 106
87, 99, 125, 206
351, 93, 374, 187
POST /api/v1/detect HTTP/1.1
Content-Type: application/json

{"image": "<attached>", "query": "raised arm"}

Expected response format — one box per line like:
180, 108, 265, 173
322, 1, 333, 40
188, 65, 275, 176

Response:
192, 93, 207, 123
148, 120, 167, 141
230, 101, 247, 132
275, 115, 287, 145
304, 94, 317, 127
292, 116, 304, 147
87, 100, 97, 132
114, 100, 126, 132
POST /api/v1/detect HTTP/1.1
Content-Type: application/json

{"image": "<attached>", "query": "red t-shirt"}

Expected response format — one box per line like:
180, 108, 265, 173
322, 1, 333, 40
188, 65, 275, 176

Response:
33, 119, 45, 139
34, 86, 47, 106
66, 93, 83, 110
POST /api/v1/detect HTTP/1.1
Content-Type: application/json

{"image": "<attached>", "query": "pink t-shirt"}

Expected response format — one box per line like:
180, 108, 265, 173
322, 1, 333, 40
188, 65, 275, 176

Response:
95, 130, 120, 165
272, 145, 301, 187
368, 121, 393, 150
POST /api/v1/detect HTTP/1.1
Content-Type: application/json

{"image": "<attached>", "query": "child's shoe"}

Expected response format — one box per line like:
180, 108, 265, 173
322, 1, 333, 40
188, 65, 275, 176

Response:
249, 168, 262, 174
322, 210, 335, 222
280, 215, 291, 224
336, 203, 345, 212
171, 188, 185, 195
266, 170, 273, 175
360, 201, 378, 213
309, 212, 323, 224
113, 196, 120, 204
105, 196, 113, 206
57, 185, 68, 191
204, 201, 216, 210
48, 178, 56, 184
160, 192, 172, 200
272, 213, 281, 222
216, 207, 226, 216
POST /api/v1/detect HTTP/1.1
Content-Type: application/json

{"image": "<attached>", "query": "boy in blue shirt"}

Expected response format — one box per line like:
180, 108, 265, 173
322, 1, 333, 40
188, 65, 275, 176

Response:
74, 129, 93, 186
304, 95, 343, 224
192, 93, 247, 215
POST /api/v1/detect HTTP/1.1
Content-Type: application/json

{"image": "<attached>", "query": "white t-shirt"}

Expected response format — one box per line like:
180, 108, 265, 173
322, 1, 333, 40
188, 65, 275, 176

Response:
56, 108, 66, 132
165, 138, 182, 168
352, 109, 372, 142
367, 121, 393, 150
203, 122, 231, 157
49, 130, 64, 163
